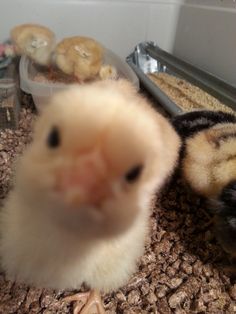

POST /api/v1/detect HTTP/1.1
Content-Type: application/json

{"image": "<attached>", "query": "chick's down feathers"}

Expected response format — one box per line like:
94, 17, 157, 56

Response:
10, 23, 55, 65
173, 110, 236, 264
182, 122, 236, 198
172, 110, 236, 197
54, 36, 104, 81
172, 110, 236, 140
0, 79, 180, 292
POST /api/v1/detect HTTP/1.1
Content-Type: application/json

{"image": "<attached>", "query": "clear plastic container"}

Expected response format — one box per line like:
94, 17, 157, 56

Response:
0, 78, 20, 129
19, 49, 139, 111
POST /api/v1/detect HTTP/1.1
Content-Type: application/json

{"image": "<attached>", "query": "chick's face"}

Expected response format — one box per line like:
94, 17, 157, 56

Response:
11, 24, 55, 65
24, 35, 53, 65
18, 83, 162, 239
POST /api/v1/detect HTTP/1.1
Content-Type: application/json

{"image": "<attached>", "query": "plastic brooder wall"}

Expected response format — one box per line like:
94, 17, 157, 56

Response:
1, 0, 236, 86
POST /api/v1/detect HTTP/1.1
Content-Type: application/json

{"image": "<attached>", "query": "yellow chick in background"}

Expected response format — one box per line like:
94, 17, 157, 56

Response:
99, 64, 118, 81
54, 36, 104, 81
10, 23, 55, 66
0, 79, 180, 313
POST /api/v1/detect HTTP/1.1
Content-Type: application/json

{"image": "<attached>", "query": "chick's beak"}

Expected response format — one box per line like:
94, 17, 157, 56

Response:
55, 150, 111, 207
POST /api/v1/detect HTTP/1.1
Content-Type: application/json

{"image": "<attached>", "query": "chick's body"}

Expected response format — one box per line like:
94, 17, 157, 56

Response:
173, 110, 236, 269
54, 36, 104, 81
172, 110, 236, 197
11, 23, 55, 66
183, 123, 236, 197
0, 80, 180, 294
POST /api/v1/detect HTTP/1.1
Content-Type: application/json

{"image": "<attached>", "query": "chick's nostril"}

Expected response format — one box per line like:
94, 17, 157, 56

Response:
56, 173, 110, 207
56, 167, 100, 191
54, 158, 110, 206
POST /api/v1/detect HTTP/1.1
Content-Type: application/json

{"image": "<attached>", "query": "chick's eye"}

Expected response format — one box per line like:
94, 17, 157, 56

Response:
47, 127, 60, 148
125, 164, 143, 183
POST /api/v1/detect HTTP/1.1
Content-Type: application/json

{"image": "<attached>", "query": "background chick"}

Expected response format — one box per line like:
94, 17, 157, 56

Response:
0, 79, 180, 313
10, 23, 55, 66
172, 110, 236, 197
172, 110, 236, 275
182, 122, 236, 198
173, 110, 236, 271
99, 64, 118, 81
54, 36, 104, 81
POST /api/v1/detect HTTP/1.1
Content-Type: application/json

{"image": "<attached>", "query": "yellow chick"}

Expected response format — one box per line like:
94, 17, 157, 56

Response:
183, 123, 236, 198
0, 79, 180, 313
10, 23, 55, 66
99, 64, 118, 81
54, 36, 104, 81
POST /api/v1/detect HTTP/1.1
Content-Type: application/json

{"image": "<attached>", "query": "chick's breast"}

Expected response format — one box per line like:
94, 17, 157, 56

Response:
0, 80, 180, 292
54, 36, 104, 81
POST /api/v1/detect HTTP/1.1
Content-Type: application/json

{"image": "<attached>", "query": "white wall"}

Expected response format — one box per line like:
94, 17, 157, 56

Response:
1, 0, 236, 85
1, 0, 150, 59
172, 1, 236, 86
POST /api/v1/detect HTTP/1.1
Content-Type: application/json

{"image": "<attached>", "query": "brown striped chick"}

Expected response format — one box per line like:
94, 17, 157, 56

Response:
182, 123, 236, 198
10, 23, 55, 66
54, 36, 104, 82
0, 79, 180, 314
174, 111, 236, 272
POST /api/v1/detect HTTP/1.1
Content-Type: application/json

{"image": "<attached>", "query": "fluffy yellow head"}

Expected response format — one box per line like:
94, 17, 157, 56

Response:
11, 23, 55, 65
54, 36, 104, 80
17, 80, 179, 239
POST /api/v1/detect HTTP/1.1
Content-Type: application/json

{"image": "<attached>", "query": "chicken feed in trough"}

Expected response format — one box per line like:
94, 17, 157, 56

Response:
127, 42, 236, 116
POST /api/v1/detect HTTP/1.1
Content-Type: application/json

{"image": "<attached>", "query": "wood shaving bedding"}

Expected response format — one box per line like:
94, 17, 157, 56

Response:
148, 72, 235, 114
